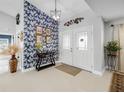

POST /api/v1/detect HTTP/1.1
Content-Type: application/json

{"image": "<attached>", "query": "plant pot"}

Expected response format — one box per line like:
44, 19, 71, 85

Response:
110, 51, 118, 56
107, 51, 118, 56
9, 55, 18, 73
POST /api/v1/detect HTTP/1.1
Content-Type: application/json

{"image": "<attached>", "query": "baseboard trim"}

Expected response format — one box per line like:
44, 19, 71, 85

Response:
56, 60, 62, 63
21, 60, 61, 72
22, 67, 35, 72
92, 68, 105, 76
92, 70, 103, 76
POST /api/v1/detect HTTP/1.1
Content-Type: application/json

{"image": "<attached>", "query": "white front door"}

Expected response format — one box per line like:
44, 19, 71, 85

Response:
72, 26, 93, 71
61, 25, 93, 71
61, 31, 73, 65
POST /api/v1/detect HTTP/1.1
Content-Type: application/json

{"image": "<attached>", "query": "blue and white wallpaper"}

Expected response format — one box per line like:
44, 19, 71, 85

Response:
23, 0, 59, 69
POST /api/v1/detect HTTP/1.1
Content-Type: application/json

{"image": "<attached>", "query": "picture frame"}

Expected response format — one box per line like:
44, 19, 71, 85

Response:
36, 26, 52, 45
37, 35, 42, 43
36, 26, 43, 46
45, 28, 51, 36
36, 26, 42, 35
46, 36, 51, 44
45, 28, 52, 43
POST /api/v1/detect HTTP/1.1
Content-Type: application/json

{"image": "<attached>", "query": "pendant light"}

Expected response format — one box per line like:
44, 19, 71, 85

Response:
50, 0, 61, 21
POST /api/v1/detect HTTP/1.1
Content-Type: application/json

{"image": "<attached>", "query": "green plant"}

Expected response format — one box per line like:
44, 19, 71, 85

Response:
104, 41, 121, 54
35, 43, 42, 50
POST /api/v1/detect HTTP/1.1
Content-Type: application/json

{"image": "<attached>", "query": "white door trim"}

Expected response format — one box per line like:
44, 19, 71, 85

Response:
60, 25, 94, 72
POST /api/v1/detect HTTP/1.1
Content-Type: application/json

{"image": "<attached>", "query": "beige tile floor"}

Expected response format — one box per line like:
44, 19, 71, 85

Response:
0, 65, 112, 92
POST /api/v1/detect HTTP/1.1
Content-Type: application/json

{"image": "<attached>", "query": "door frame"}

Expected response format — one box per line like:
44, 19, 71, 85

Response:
59, 25, 94, 72
59, 30, 73, 65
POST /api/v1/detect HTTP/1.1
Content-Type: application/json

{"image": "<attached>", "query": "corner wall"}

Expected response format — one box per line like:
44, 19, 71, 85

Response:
92, 17, 105, 74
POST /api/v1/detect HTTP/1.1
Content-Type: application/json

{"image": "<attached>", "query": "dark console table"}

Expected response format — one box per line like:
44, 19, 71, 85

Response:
36, 50, 56, 71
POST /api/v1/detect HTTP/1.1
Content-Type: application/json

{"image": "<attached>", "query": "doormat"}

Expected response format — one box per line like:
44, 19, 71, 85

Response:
55, 63, 82, 76
110, 72, 124, 92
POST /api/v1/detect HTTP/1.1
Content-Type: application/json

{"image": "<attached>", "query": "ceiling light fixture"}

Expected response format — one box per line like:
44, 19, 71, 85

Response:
50, 0, 61, 21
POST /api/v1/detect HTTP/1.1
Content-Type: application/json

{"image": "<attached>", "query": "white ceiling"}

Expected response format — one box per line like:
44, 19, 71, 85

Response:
0, 0, 124, 22
0, 0, 21, 17
26, 0, 90, 22
86, 0, 124, 22
0, 0, 90, 22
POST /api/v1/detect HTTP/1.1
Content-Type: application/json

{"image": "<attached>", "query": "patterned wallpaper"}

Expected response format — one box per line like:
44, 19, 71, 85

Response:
23, 0, 59, 69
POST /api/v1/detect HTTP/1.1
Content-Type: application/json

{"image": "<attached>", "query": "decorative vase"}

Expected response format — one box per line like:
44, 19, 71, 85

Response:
9, 55, 18, 73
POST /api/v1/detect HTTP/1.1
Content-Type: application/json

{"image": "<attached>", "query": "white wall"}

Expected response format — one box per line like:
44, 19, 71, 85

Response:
104, 18, 124, 72
104, 17, 124, 43
0, 11, 16, 73
108, 17, 124, 25
15, 0, 24, 72
59, 9, 105, 75
85, 0, 124, 22
89, 15, 105, 74
0, 11, 16, 35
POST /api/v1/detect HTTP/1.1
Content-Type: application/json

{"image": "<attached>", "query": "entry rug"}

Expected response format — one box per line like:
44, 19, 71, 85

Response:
110, 72, 124, 92
55, 63, 82, 76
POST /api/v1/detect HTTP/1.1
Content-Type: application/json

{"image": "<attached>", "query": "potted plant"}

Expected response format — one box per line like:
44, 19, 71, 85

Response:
104, 41, 121, 56
7, 45, 19, 73
0, 44, 19, 73
35, 43, 42, 52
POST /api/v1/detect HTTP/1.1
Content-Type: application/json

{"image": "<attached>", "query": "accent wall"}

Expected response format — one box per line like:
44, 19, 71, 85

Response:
23, 0, 59, 69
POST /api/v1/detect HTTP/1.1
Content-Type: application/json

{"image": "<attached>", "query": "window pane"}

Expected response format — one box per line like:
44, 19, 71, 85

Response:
78, 32, 88, 50
63, 34, 70, 49
0, 39, 9, 52
0, 35, 12, 52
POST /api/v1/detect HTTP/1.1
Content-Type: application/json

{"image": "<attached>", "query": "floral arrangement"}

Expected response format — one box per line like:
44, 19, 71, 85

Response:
0, 44, 19, 56
8, 45, 19, 55
35, 43, 42, 50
